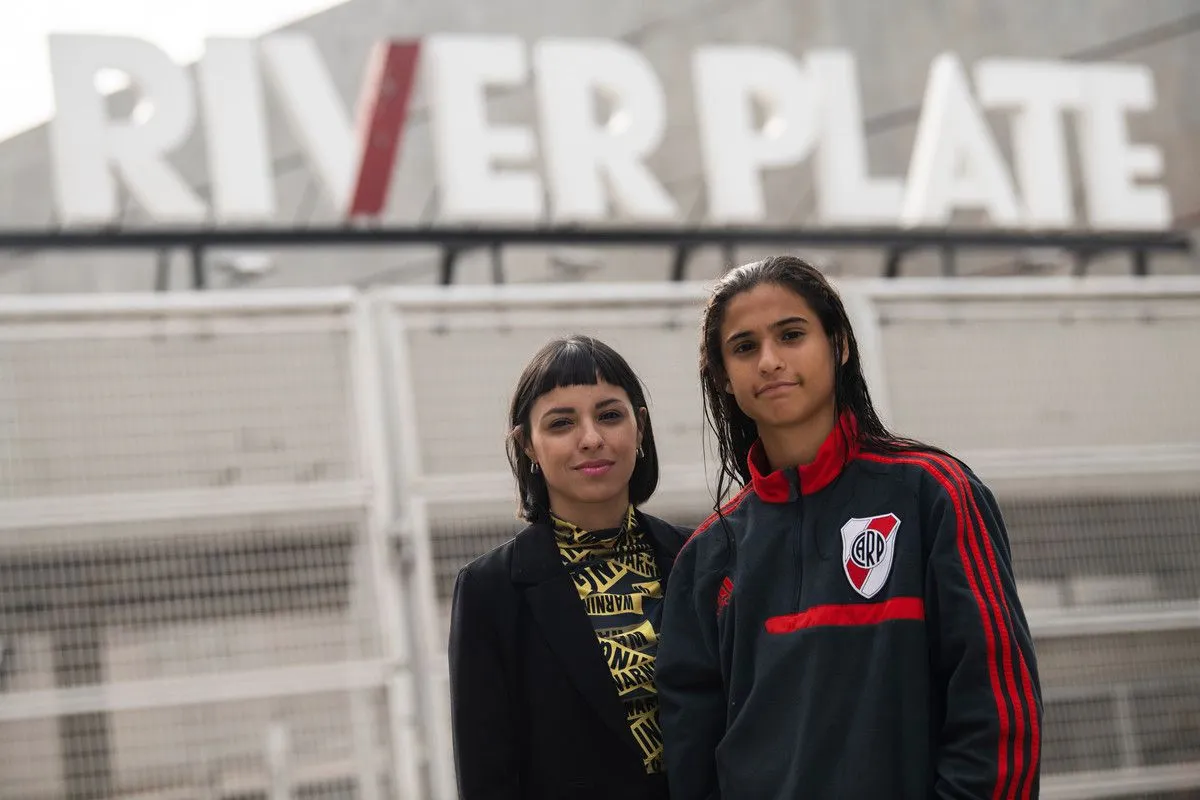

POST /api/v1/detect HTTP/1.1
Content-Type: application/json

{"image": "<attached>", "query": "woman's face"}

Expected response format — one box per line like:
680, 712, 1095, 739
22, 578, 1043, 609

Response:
524, 381, 644, 526
718, 282, 838, 434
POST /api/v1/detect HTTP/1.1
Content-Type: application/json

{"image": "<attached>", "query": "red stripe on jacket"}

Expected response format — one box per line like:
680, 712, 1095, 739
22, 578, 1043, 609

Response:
684, 484, 754, 549
923, 451, 1041, 800
860, 451, 1034, 800
765, 597, 925, 633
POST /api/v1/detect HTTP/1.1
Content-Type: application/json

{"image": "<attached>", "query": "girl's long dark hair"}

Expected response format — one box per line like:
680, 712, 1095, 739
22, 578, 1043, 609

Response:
700, 255, 936, 506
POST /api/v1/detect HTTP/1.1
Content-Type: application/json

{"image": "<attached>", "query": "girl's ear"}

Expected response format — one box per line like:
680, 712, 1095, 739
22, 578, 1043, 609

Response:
832, 333, 849, 366
514, 427, 535, 461
713, 367, 733, 394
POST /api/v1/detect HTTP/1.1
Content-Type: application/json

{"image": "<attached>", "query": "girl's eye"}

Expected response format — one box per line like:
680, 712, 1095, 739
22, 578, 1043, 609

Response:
548, 418, 572, 429
731, 341, 755, 354
782, 329, 804, 341
599, 410, 624, 422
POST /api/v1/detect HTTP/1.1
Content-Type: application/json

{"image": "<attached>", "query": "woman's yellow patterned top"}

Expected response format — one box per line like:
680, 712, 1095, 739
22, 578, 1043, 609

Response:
552, 505, 665, 774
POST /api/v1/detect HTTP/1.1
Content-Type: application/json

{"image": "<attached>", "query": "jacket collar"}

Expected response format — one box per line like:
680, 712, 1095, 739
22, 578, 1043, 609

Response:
747, 412, 860, 503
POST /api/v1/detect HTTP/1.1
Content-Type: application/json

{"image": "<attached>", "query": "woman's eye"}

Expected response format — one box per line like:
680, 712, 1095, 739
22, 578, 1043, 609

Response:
732, 341, 754, 354
548, 418, 572, 429
599, 410, 624, 422
781, 329, 804, 341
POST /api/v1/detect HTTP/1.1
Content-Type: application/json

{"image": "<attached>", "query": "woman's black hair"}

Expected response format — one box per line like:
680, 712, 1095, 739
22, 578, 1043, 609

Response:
700, 255, 934, 506
507, 334, 659, 522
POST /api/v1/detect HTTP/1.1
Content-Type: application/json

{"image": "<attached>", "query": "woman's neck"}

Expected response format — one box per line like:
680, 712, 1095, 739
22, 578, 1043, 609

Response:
549, 497, 630, 533
759, 404, 837, 472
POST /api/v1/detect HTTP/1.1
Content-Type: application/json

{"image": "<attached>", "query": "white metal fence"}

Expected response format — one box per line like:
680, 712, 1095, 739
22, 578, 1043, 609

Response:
0, 291, 422, 800
3, 277, 1200, 799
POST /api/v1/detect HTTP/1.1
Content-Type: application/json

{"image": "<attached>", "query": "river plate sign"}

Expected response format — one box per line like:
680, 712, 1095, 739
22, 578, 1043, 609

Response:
46, 34, 1173, 231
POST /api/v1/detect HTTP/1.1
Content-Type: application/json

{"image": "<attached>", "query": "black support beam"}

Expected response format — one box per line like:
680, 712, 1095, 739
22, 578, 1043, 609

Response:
0, 224, 1189, 289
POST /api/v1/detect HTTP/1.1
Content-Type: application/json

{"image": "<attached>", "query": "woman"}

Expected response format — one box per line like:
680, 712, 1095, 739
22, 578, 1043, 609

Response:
449, 334, 689, 799
657, 256, 1042, 800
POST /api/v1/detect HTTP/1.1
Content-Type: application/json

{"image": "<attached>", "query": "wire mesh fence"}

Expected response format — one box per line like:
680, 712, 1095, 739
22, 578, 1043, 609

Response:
2, 279, 1199, 799
385, 280, 1200, 800
0, 293, 417, 800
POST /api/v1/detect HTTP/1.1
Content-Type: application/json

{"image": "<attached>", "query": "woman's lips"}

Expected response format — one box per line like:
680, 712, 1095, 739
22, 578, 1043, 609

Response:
575, 460, 615, 477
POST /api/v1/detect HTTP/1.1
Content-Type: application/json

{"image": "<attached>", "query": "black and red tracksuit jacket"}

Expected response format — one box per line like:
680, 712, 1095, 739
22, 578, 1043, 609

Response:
657, 418, 1042, 800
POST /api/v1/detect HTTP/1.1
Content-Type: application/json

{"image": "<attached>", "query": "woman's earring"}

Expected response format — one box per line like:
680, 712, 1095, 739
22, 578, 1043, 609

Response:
531, 462, 541, 474
637, 446, 645, 458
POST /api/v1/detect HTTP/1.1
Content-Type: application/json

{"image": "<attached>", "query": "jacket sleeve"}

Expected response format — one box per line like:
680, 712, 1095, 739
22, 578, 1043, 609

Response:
448, 565, 521, 800
656, 537, 725, 800
926, 466, 1043, 800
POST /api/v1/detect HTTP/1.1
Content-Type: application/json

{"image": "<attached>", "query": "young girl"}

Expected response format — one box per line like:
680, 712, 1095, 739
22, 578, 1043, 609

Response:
657, 256, 1042, 800
449, 335, 688, 799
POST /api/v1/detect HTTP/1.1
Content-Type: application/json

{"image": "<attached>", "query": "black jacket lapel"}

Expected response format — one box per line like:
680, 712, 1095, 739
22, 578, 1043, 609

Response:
511, 523, 637, 749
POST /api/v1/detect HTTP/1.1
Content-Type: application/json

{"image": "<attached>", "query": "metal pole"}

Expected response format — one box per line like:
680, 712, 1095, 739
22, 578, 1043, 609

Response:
940, 246, 958, 278
379, 306, 459, 799
489, 243, 505, 284
1133, 248, 1149, 276
884, 247, 905, 279
265, 721, 291, 800
352, 298, 425, 799
1073, 248, 1094, 277
154, 249, 171, 292
670, 244, 693, 282
190, 244, 207, 290
439, 248, 457, 286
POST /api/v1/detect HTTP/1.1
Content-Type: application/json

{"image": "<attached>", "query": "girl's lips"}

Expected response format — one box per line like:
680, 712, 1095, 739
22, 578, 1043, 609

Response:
576, 462, 614, 477
756, 380, 798, 397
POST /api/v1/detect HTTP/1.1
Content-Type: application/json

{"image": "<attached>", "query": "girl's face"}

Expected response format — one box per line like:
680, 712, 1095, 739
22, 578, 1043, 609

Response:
524, 381, 644, 527
718, 282, 839, 435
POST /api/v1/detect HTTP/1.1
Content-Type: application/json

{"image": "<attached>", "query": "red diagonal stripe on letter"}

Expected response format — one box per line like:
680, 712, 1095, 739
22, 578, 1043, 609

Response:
348, 40, 421, 218
871, 513, 898, 538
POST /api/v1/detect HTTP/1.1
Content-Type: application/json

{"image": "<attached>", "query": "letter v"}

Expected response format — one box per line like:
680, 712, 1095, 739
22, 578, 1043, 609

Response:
260, 35, 421, 219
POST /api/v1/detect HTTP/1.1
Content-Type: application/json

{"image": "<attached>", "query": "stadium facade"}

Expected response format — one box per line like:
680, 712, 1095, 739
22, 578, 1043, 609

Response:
0, 0, 1197, 290
1, 2, 1199, 799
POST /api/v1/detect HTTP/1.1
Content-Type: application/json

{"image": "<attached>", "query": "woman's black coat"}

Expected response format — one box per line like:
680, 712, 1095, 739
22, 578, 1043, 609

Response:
448, 511, 689, 799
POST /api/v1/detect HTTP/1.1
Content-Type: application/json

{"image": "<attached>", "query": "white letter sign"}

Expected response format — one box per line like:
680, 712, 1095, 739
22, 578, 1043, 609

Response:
902, 53, 1022, 227
534, 38, 677, 222
48, 34, 205, 224
1075, 64, 1172, 229
260, 34, 360, 215
808, 49, 904, 225
426, 35, 543, 221
975, 59, 1082, 228
692, 46, 818, 224
197, 38, 276, 222
41, 35, 1174, 233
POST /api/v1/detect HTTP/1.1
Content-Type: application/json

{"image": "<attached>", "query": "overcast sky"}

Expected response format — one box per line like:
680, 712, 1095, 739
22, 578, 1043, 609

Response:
0, 0, 349, 143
